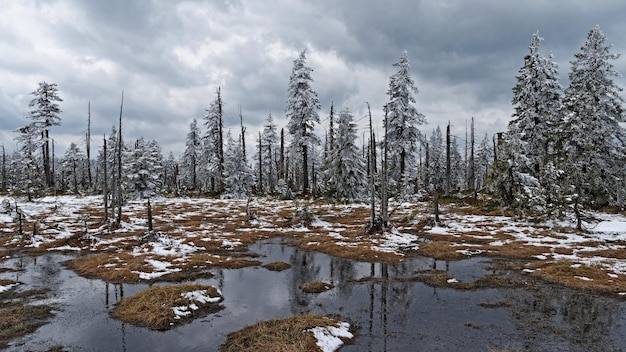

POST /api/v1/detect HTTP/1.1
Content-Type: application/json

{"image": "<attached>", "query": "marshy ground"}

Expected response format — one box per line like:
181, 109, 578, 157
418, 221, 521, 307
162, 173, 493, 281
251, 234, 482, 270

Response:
1, 194, 626, 351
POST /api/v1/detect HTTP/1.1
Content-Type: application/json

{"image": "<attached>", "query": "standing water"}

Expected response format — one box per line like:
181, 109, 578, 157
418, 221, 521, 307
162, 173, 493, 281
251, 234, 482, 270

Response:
2, 239, 626, 351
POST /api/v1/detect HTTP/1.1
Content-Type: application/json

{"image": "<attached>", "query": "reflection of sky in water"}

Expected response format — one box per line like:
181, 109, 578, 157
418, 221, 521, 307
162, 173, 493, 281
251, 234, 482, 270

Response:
2, 243, 626, 351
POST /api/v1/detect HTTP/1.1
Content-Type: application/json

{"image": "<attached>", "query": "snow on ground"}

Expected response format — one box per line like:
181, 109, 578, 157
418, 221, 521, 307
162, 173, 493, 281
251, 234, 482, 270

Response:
308, 322, 353, 352
0, 282, 19, 293
172, 288, 223, 320
425, 204, 626, 275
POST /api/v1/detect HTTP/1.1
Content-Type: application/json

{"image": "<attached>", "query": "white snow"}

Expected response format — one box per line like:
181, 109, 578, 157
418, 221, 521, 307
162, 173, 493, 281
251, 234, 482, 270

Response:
171, 289, 222, 319
0, 282, 19, 293
181, 289, 222, 304
307, 322, 353, 352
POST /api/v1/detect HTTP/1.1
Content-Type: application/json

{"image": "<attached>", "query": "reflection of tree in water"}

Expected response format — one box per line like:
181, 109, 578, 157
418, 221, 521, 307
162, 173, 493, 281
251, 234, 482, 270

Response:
362, 262, 414, 351
509, 285, 623, 351
289, 248, 322, 307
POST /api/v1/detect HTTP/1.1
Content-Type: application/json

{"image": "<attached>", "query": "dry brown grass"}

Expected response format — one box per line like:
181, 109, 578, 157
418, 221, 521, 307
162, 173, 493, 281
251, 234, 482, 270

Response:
220, 314, 350, 352
401, 269, 534, 291
299, 281, 334, 293
415, 241, 471, 261
291, 235, 404, 263
111, 283, 223, 330
526, 261, 626, 293
68, 251, 260, 284
488, 242, 552, 259
263, 261, 292, 271
577, 248, 626, 259
0, 278, 17, 287
478, 300, 512, 308
0, 304, 54, 348
67, 252, 141, 283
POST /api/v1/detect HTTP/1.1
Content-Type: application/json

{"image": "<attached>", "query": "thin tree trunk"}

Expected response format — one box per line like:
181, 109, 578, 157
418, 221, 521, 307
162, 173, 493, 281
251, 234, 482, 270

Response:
470, 117, 476, 197
240, 106, 246, 161
86, 102, 92, 188
116, 91, 124, 225
434, 189, 441, 224
445, 121, 451, 197
103, 135, 108, 222
367, 103, 376, 226
52, 139, 55, 195
302, 143, 309, 195
217, 87, 224, 192
381, 105, 389, 229
1, 145, 5, 192
280, 128, 285, 180
258, 131, 263, 193
147, 199, 153, 232
72, 159, 78, 194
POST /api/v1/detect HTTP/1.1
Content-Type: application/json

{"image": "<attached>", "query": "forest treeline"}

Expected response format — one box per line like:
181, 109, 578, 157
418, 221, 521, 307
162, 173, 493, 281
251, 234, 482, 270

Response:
4, 25, 625, 226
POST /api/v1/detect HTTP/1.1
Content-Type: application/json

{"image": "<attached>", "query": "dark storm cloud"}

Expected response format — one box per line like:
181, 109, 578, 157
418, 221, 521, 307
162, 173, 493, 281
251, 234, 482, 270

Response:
1, 0, 625, 156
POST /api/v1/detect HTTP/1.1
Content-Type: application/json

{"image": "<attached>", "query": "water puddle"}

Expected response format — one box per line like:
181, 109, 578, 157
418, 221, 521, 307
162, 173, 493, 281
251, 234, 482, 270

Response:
2, 240, 626, 351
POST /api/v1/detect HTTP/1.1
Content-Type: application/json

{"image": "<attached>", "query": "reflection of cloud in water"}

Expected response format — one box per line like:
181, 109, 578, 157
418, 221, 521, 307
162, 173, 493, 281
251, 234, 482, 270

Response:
4, 244, 626, 351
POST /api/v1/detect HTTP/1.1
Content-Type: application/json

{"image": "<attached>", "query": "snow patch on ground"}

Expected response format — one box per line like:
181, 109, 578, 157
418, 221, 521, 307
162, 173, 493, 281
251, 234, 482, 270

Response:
0, 282, 19, 293
307, 322, 353, 352
172, 289, 223, 320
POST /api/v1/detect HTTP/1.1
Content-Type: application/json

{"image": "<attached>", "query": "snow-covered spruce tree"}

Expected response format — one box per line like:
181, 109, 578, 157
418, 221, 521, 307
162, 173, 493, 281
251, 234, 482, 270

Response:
260, 113, 279, 193
428, 126, 444, 190
162, 152, 178, 195
558, 25, 626, 207
325, 107, 367, 201
123, 138, 163, 199
60, 142, 86, 194
222, 132, 254, 199
14, 124, 43, 199
489, 32, 563, 209
385, 51, 426, 195
202, 88, 225, 194
285, 50, 321, 195
449, 136, 464, 192
475, 133, 494, 190
28, 81, 63, 188
182, 119, 202, 191
319, 104, 336, 197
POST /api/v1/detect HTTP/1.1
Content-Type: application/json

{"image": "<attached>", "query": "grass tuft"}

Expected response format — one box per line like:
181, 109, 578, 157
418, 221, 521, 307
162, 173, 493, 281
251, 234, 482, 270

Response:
0, 304, 54, 348
111, 283, 223, 330
299, 281, 334, 293
263, 261, 292, 271
220, 314, 350, 352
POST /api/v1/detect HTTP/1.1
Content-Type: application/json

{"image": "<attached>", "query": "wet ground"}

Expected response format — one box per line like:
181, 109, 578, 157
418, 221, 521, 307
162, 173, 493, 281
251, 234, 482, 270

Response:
2, 239, 626, 351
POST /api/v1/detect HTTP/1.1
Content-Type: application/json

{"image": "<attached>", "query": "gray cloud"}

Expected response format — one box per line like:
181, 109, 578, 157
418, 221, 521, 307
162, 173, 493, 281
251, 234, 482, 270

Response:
1, 0, 625, 158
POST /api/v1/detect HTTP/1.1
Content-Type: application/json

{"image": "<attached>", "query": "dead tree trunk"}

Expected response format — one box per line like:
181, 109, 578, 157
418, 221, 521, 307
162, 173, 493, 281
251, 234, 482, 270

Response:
103, 135, 108, 222
445, 121, 451, 197
381, 105, 389, 229
367, 103, 376, 227
116, 91, 124, 225
433, 190, 441, 224
147, 199, 153, 232
258, 131, 263, 193
86, 102, 92, 188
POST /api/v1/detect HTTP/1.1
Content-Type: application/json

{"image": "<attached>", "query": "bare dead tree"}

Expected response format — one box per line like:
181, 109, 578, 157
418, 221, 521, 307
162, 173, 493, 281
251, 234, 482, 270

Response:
240, 106, 246, 161
147, 198, 153, 232
366, 102, 376, 226
258, 131, 263, 193
1, 145, 6, 193
116, 91, 124, 225
103, 134, 108, 223
445, 121, 451, 197
86, 102, 92, 188
381, 105, 389, 229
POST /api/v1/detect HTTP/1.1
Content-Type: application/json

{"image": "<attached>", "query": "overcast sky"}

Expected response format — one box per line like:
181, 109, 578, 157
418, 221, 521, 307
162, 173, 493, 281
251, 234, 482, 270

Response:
1, 0, 625, 157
